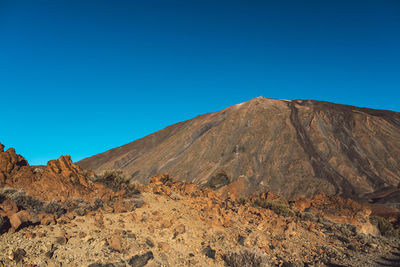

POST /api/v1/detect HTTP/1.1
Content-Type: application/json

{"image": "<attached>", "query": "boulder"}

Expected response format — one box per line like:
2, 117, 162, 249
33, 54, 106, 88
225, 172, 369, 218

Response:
9, 210, 35, 230
0, 215, 11, 234
128, 251, 154, 267
109, 233, 123, 252
0, 199, 18, 217
203, 246, 216, 259
44, 155, 91, 187
0, 144, 29, 183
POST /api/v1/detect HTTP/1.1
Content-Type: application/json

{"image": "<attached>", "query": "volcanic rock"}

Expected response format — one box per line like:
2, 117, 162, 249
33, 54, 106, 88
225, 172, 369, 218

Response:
203, 246, 216, 259
9, 210, 35, 230
0, 199, 18, 217
109, 233, 123, 252
0, 145, 117, 202
0, 144, 30, 184
12, 248, 26, 263
128, 251, 154, 267
0, 216, 10, 234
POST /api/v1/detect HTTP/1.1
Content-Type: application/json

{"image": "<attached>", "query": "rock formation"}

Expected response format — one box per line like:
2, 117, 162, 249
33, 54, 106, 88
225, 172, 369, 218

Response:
0, 143, 115, 202
0, 144, 29, 184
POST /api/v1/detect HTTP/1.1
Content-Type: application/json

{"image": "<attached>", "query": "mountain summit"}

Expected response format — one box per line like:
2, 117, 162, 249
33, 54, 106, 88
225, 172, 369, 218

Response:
78, 97, 400, 199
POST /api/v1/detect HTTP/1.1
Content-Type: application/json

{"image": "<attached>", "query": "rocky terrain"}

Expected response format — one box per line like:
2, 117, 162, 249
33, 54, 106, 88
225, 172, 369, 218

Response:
78, 97, 400, 201
1, 143, 400, 266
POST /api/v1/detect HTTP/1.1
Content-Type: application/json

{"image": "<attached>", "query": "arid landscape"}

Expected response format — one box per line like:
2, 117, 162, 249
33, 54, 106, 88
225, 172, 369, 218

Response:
2, 0, 399, 265
1, 98, 400, 266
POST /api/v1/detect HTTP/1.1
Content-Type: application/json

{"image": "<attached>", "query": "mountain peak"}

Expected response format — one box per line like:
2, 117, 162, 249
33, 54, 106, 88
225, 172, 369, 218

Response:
78, 99, 400, 200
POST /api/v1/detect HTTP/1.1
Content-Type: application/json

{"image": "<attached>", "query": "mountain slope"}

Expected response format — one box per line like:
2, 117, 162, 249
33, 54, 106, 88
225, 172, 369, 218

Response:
78, 97, 400, 199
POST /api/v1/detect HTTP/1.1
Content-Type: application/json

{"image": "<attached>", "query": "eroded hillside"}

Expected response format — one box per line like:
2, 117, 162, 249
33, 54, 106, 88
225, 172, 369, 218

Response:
78, 97, 400, 200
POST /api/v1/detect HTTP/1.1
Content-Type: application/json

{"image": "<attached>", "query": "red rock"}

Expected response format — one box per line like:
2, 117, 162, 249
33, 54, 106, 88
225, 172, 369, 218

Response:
44, 155, 90, 187
25, 231, 36, 238
9, 210, 32, 230
109, 233, 123, 252
39, 214, 56, 225
0, 144, 29, 184
0, 199, 18, 217
0, 144, 116, 203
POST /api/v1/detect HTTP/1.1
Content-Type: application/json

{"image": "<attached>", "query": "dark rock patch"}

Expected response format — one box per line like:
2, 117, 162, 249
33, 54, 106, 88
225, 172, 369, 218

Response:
128, 251, 154, 267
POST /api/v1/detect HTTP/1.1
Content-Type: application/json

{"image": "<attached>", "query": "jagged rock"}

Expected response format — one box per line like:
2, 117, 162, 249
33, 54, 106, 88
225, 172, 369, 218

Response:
0, 145, 117, 203
0, 145, 29, 183
44, 155, 91, 188
0, 199, 18, 217
128, 251, 154, 267
203, 246, 216, 259
12, 248, 26, 263
9, 210, 34, 230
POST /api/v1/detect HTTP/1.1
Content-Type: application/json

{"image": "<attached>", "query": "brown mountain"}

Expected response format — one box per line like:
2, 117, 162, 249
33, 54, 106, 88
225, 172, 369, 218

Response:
77, 97, 400, 200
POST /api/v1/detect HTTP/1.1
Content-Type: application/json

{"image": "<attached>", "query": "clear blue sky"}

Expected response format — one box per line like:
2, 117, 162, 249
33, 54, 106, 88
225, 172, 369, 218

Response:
1, 0, 399, 165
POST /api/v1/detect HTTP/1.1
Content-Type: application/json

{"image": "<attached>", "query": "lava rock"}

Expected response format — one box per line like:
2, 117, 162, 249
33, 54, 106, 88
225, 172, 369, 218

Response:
203, 246, 216, 260
88, 262, 125, 267
13, 248, 26, 263
128, 251, 154, 267
0, 216, 11, 234
56, 236, 68, 245
145, 238, 154, 248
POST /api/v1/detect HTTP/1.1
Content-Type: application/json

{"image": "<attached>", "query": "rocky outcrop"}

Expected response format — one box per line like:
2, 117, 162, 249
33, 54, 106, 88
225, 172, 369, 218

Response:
0, 144, 114, 202
78, 97, 400, 200
0, 144, 29, 184
44, 155, 93, 188
0, 142, 145, 246
34, 155, 97, 201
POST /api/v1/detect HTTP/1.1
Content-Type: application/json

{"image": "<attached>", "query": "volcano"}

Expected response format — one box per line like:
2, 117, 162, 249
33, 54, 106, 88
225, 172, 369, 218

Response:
78, 97, 400, 199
